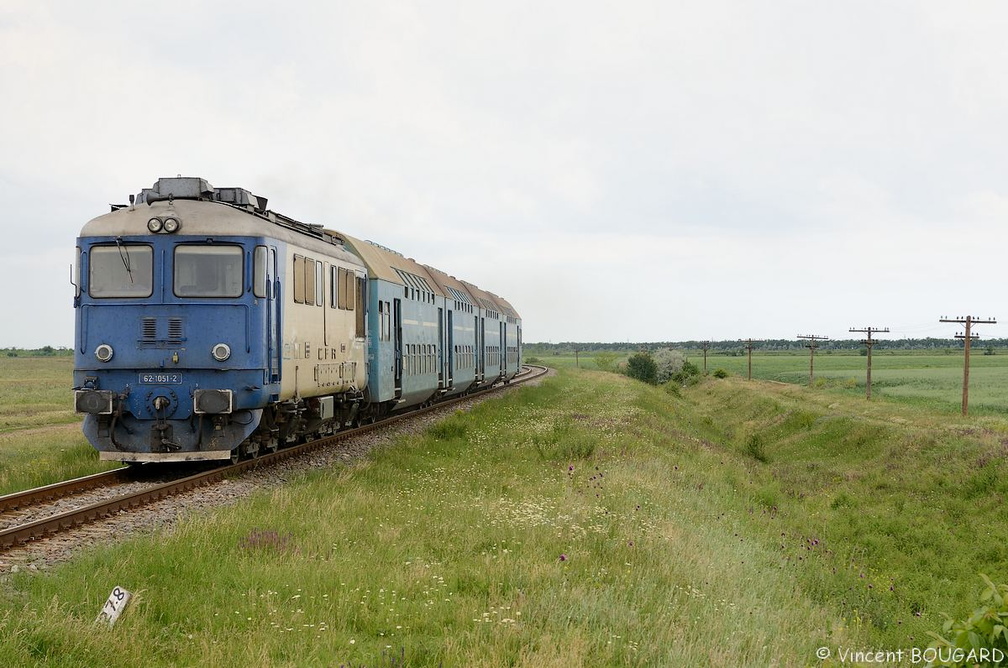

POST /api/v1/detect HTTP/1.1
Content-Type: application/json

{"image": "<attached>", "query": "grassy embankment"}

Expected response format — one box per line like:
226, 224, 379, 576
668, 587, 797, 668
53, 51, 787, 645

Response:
2, 361, 1008, 665
544, 349, 1008, 416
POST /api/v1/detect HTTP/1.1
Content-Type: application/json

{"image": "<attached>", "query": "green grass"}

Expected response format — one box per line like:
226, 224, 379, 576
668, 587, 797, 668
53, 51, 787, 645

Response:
0, 357, 115, 495
4, 360, 1008, 664
0, 357, 79, 432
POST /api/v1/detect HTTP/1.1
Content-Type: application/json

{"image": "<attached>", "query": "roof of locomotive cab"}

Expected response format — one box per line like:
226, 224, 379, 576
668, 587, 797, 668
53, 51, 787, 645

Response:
78, 199, 364, 267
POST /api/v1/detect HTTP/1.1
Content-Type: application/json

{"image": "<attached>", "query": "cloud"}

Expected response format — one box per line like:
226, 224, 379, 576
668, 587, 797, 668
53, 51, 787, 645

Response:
4, 1, 1008, 345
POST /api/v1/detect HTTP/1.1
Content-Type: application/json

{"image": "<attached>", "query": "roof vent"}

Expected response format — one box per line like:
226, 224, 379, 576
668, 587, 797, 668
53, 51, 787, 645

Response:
216, 187, 268, 213
139, 177, 215, 204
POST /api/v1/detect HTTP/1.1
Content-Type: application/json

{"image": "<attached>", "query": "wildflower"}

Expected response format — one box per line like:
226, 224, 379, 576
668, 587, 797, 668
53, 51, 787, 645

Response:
559, 554, 568, 562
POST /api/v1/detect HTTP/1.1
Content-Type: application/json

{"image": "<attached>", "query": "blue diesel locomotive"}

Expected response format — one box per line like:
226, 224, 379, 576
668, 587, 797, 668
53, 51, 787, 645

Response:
72, 177, 522, 463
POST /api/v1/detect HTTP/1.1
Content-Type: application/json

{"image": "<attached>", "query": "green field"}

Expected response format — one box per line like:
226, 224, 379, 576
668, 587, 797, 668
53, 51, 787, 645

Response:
0, 357, 117, 495
2, 356, 1008, 664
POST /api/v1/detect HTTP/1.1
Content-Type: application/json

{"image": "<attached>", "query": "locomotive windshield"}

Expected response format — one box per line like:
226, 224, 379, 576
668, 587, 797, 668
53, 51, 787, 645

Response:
174, 245, 243, 298
89, 244, 153, 298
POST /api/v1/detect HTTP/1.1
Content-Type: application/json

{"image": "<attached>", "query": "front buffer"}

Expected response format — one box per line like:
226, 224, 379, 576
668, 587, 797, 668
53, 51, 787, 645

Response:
75, 369, 265, 462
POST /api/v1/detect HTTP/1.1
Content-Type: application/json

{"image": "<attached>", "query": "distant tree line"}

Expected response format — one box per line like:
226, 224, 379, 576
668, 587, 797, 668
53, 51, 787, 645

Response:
2, 346, 72, 358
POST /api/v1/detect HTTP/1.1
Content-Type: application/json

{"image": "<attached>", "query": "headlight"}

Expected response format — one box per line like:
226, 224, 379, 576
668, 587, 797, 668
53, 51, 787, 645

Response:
211, 343, 231, 362
95, 344, 114, 362
147, 217, 163, 233
162, 217, 181, 233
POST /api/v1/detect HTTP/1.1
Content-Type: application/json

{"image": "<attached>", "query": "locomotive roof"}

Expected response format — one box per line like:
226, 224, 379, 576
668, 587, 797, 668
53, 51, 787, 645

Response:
79, 177, 363, 267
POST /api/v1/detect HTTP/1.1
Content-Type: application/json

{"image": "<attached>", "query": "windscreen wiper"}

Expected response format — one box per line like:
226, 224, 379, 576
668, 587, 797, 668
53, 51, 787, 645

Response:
114, 237, 135, 284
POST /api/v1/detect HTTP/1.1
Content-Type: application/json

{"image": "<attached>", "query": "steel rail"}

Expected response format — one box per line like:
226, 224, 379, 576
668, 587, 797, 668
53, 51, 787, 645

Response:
0, 468, 131, 514
0, 364, 547, 551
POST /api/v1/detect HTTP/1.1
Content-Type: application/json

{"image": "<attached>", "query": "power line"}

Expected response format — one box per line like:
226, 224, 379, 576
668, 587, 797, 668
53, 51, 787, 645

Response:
849, 326, 889, 400
939, 315, 997, 416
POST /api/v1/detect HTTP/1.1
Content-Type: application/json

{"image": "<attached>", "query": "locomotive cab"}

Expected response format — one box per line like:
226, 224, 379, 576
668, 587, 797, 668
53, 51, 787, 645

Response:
73, 185, 279, 461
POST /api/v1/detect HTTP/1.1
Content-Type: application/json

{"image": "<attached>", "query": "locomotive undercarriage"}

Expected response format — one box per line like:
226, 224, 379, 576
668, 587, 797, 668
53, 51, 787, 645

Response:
235, 390, 373, 462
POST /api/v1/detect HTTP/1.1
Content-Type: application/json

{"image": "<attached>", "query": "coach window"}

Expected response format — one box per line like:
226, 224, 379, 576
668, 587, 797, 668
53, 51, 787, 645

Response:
175, 245, 243, 298
253, 246, 268, 298
355, 276, 366, 338
89, 244, 153, 298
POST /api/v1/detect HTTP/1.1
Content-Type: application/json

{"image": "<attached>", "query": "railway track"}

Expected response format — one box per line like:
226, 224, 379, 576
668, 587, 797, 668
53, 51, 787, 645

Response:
0, 365, 548, 553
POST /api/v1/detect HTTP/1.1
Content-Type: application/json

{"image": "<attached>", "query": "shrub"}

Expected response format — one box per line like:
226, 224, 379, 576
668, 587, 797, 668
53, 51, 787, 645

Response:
671, 360, 701, 386
652, 349, 686, 384
625, 351, 658, 385
713, 368, 729, 379
927, 574, 1008, 666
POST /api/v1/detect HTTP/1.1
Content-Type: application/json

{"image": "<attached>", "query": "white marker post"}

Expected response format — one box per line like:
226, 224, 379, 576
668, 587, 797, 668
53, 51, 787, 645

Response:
95, 586, 131, 626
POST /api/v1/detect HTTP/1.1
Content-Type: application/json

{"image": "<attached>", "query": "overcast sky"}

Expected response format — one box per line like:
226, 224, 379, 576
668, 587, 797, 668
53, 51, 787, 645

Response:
3, 1, 1008, 347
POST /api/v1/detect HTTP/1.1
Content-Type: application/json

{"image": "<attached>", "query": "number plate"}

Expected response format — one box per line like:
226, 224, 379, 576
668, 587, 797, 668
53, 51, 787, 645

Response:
139, 372, 183, 385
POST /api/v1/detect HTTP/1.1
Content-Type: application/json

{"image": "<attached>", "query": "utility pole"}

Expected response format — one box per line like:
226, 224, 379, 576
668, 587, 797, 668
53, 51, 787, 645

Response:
743, 339, 755, 380
850, 326, 889, 400
700, 341, 710, 375
940, 316, 997, 416
797, 334, 829, 386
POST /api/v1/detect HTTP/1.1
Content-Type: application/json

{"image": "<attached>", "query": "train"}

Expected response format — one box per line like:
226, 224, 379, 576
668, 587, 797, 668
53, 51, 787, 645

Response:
72, 176, 522, 463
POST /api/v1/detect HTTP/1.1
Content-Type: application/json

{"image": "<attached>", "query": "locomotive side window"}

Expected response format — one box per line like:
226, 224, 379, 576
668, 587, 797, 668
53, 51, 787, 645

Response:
253, 246, 268, 298
304, 257, 316, 306
338, 267, 348, 310
89, 245, 154, 298
73, 247, 82, 298
344, 268, 355, 311
315, 260, 324, 307
293, 255, 305, 304
329, 266, 338, 309
174, 245, 243, 298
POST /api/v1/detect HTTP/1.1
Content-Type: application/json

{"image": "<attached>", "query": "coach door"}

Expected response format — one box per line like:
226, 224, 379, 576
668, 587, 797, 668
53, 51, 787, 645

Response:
476, 316, 484, 382
393, 298, 403, 398
438, 307, 445, 389
500, 321, 506, 375
446, 310, 454, 388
